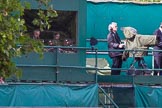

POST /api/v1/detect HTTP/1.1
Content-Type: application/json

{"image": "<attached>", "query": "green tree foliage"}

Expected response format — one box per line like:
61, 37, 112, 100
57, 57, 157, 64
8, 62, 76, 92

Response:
32, 0, 58, 31
0, 0, 57, 79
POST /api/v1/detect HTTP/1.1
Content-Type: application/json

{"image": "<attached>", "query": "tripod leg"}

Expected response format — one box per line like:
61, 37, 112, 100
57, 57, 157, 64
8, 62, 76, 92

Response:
128, 59, 137, 75
140, 58, 151, 75
134, 58, 144, 75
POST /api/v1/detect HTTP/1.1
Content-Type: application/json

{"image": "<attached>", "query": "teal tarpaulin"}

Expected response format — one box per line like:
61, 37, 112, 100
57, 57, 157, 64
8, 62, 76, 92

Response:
87, 2, 162, 40
0, 84, 98, 107
135, 85, 162, 107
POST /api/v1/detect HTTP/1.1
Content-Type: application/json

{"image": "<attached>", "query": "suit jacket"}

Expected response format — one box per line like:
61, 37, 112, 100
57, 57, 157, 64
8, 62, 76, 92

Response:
153, 29, 162, 56
107, 31, 123, 58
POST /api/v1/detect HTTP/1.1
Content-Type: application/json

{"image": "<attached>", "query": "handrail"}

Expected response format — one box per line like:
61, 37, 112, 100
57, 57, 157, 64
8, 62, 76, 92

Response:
15, 64, 162, 71
16, 46, 162, 72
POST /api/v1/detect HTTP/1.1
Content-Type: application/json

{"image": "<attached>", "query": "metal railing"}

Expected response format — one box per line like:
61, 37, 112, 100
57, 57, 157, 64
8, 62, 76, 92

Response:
15, 45, 162, 107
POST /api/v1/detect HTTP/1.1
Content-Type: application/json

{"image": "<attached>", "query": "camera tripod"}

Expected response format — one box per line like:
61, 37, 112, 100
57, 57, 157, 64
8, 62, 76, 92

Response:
127, 51, 151, 75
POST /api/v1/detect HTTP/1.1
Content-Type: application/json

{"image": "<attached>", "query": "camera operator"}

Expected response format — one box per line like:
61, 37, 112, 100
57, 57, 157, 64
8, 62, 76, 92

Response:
153, 22, 162, 75
107, 22, 125, 75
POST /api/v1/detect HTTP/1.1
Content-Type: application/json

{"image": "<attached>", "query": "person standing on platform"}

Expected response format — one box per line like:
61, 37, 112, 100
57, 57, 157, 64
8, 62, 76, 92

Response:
107, 22, 125, 75
153, 22, 162, 75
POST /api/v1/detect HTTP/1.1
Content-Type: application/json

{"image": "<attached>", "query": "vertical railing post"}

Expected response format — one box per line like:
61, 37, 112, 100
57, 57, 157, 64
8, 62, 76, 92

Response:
95, 48, 98, 83
56, 46, 59, 83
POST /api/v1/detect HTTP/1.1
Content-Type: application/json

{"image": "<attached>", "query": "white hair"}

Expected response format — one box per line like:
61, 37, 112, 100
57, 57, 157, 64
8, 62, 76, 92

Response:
108, 22, 117, 31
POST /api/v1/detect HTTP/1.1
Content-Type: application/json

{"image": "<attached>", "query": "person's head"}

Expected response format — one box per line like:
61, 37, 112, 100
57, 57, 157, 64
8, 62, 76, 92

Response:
160, 22, 162, 29
33, 29, 40, 38
108, 22, 118, 32
54, 32, 60, 40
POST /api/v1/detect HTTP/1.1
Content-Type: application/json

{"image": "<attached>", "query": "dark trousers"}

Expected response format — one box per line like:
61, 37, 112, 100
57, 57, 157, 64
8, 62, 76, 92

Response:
111, 56, 122, 75
154, 56, 162, 75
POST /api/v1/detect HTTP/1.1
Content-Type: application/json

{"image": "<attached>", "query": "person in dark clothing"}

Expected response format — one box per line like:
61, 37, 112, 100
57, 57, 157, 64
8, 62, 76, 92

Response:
153, 22, 162, 75
52, 32, 62, 46
107, 22, 125, 75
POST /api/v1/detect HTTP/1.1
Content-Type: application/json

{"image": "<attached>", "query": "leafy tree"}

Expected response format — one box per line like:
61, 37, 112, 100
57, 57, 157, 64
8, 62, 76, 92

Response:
0, 0, 57, 80
33, 0, 58, 31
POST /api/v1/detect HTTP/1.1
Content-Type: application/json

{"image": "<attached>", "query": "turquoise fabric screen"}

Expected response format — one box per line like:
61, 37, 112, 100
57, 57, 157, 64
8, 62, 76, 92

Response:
0, 84, 98, 107
135, 85, 162, 107
87, 2, 162, 39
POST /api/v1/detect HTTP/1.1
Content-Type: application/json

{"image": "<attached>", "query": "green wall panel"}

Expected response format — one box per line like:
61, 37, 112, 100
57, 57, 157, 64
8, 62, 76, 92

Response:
14, 0, 89, 82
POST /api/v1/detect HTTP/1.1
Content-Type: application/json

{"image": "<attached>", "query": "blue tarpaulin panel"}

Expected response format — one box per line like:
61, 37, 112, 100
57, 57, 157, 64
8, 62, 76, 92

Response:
87, 2, 162, 39
135, 85, 162, 107
0, 84, 98, 107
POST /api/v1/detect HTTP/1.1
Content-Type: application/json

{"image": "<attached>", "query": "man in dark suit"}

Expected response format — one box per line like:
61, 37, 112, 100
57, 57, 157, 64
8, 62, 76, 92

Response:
153, 22, 162, 75
107, 22, 125, 75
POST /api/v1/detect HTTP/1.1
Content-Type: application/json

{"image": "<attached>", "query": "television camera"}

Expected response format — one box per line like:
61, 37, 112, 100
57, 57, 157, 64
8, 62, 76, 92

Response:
121, 27, 157, 75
